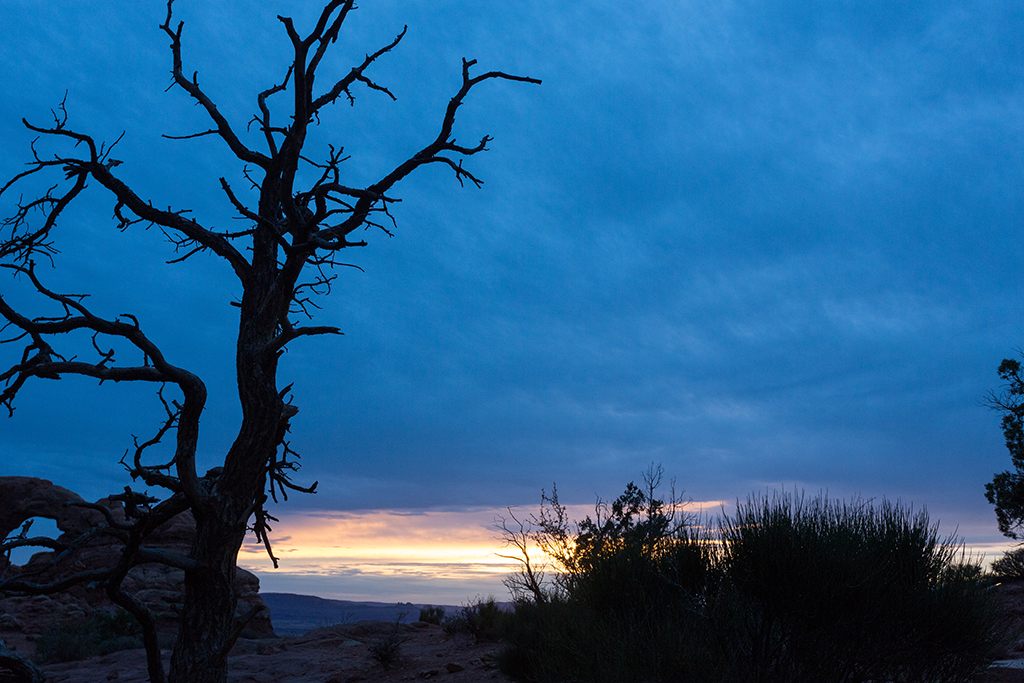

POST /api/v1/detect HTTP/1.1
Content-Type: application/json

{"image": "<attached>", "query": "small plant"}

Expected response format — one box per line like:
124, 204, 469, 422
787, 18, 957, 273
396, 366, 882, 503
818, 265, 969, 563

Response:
418, 606, 445, 624
34, 620, 95, 664
34, 609, 143, 664
368, 613, 406, 670
314, 612, 354, 629
992, 546, 1024, 581
442, 598, 511, 641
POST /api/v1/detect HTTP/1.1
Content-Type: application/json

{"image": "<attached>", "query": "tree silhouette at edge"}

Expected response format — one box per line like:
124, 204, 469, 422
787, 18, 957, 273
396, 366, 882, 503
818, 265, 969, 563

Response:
0, 3, 540, 682
985, 355, 1024, 539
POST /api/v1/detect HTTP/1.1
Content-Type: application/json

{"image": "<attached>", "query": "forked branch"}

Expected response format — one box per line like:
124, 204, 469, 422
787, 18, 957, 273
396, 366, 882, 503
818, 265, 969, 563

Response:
161, 0, 269, 170
0, 263, 207, 506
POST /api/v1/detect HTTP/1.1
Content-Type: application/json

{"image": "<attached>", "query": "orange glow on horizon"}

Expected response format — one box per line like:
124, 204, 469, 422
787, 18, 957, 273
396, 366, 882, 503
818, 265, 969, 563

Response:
238, 501, 727, 575
234, 502, 1010, 603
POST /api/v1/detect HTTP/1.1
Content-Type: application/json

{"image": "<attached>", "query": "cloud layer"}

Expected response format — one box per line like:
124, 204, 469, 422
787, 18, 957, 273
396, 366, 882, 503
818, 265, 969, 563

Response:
1, 1, 1022, 597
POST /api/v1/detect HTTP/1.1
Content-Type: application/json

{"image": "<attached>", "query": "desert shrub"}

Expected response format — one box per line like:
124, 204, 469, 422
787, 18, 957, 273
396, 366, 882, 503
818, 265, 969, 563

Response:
499, 590, 744, 683
35, 609, 142, 663
368, 614, 406, 670
721, 492, 1009, 683
992, 546, 1024, 581
564, 482, 716, 627
442, 598, 512, 641
499, 470, 1010, 683
314, 612, 354, 629
418, 606, 445, 624
499, 466, 728, 683
34, 620, 95, 664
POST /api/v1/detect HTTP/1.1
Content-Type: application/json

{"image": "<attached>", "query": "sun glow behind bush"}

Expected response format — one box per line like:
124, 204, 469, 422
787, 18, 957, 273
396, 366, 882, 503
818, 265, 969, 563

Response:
231, 496, 1013, 605
234, 501, 724, 603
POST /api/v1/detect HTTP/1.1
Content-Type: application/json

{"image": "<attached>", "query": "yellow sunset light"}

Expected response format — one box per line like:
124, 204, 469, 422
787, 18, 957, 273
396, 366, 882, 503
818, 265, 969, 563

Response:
238, 501, 727, 574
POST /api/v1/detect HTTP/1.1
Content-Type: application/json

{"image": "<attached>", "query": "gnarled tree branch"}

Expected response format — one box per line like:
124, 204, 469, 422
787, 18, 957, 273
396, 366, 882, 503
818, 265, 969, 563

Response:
1, 3, 538, 681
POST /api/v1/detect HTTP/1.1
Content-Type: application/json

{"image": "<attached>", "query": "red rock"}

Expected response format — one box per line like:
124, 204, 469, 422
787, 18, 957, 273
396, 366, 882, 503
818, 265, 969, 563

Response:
0, 477, 272, 638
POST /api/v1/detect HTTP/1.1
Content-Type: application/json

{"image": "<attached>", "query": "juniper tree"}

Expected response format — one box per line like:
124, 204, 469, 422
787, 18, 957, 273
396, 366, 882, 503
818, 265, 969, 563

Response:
985, 356, 1024, 538
0, 3, 538, 682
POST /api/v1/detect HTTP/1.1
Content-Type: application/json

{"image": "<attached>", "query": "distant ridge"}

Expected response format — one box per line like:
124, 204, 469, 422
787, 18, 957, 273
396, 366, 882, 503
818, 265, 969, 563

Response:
261, 592, 461, 635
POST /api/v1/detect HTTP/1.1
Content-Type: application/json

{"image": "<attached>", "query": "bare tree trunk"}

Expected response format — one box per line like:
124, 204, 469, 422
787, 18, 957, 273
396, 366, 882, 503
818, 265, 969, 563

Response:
168, 300, 281, 683
169, 520, 239, 683
0, 4, 539, 682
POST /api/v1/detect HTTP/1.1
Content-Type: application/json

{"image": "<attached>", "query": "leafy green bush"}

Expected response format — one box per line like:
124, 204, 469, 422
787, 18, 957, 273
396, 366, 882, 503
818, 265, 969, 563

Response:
418, 605, 445, 624
498, 470, 1011, 683
992, 546, 1024, 580
35, 609, 143, 664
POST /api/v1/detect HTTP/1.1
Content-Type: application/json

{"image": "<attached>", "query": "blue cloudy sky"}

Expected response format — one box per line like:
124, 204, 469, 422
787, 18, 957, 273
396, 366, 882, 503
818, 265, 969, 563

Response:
1, 1, 1023, 602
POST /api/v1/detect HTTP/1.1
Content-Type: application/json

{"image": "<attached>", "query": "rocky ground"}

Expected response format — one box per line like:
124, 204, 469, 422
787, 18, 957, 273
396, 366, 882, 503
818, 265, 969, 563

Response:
983, 581, 1024, 682
10, 612, 1024, 683
2, 588, 1024, 682
30, 620, 511, 683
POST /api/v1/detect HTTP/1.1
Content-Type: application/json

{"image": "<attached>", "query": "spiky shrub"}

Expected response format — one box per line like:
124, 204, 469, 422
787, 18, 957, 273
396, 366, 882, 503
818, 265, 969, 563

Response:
368, 615, 406, 671
499, 476, 1010, 683
34, 620, 96, 664
721, 492, 1009, 683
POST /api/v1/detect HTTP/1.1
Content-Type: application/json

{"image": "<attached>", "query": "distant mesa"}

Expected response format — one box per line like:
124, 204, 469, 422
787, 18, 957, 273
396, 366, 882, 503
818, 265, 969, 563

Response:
260, 593, 464, 635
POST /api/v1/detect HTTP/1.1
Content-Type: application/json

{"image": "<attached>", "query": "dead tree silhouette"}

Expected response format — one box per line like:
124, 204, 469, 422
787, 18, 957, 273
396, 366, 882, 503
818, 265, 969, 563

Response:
0, 3, 539, 682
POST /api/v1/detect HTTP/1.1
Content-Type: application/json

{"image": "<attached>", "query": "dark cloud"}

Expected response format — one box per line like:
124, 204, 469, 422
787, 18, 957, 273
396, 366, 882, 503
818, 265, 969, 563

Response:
1, 0, 1021, 563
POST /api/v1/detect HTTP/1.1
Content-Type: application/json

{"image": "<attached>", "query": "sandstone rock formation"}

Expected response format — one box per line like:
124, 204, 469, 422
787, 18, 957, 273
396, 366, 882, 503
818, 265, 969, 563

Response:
0, 477, 272, 638
0, 477, 86, 572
